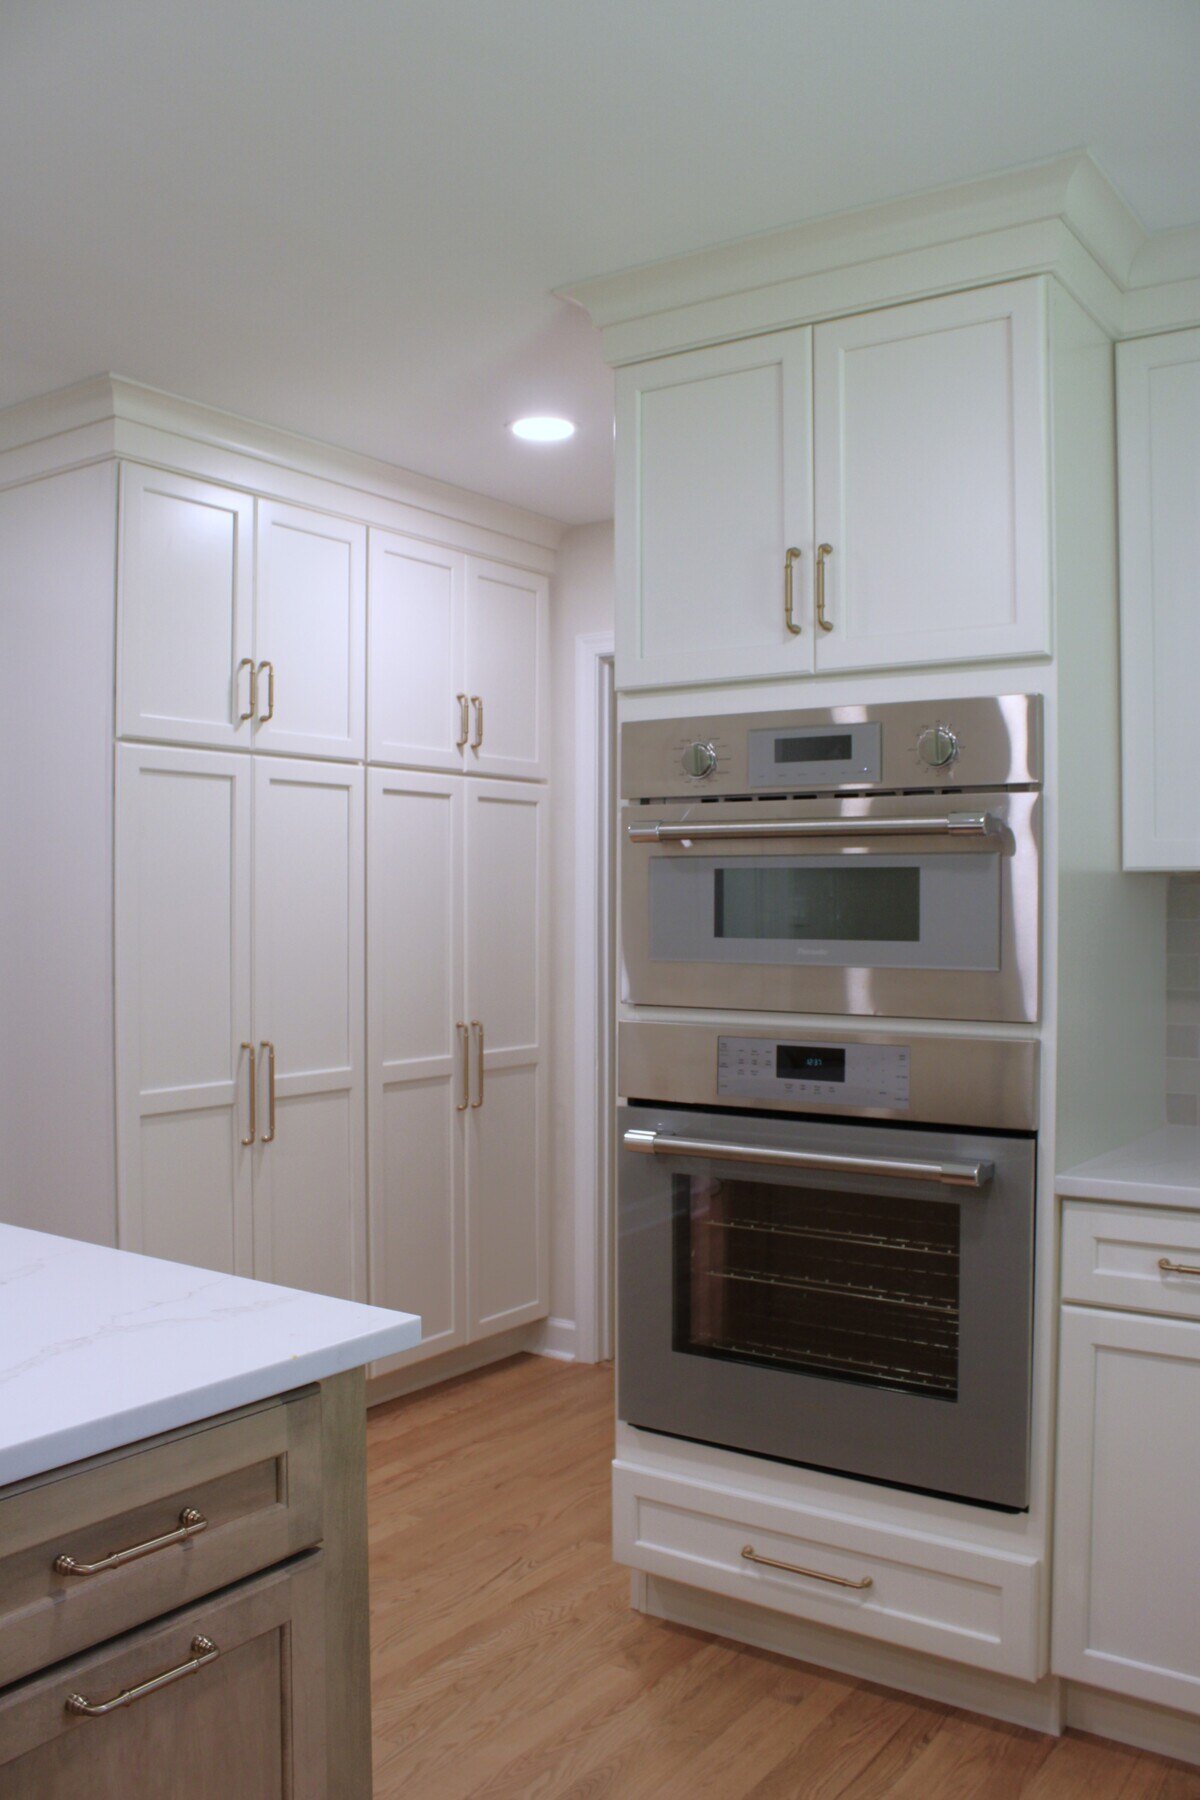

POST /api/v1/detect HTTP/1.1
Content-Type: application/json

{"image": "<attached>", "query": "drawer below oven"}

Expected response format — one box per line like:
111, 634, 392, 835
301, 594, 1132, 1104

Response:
613, 1461, 1043, 1680
1061, 1200, 1200, 1320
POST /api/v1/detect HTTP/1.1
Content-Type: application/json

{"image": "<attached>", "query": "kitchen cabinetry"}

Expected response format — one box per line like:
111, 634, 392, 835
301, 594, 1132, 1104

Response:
368, 529, 549, 779
117, 744, 367, 1301
615, 279, 1050, 690
1116, 328, 1200, 869
368, 771, 548, 1368
119, 468, 366, 760
1053, 1200, 1200, 1714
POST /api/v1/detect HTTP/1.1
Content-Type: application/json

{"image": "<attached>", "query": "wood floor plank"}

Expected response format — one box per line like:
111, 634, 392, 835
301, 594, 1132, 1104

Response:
366, 1355, 1200, 1799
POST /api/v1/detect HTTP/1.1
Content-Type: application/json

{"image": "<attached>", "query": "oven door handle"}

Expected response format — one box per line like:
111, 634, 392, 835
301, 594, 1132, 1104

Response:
626, 813, 1003, 845
622, 1128, 992, 1189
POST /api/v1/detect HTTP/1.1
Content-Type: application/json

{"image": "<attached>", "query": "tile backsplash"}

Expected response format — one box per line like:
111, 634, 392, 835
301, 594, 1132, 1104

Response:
1167, 876, 1200, 1124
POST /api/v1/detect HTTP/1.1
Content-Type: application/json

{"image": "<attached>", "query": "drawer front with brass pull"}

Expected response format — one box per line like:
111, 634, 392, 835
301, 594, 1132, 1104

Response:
614, 1460, 1041, 1678
1061, 1199, 1200, 1322
0, 1555, 325, 1798
0, 1392, 321, 1688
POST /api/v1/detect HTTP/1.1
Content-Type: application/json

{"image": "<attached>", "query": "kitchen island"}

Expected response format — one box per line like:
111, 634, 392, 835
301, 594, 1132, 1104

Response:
0, 1224, 420, 1797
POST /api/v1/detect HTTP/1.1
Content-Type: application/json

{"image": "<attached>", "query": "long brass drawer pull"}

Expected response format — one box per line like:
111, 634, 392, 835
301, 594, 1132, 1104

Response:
256, 659, 275, 724
471, 694, 484, 751
54, 1508, 208, 1578
240, 1042, 257, 1146
456, 1021, 470, 1111
66, 1636, 218, 1716
784, 547, 802, 636
456, 693, 470, 750
236, 658, 256, 725
741, 1544, 872, 1590
260, 1040, 276, 1143
1159, 1256, 1200, 1277
815, 542, 834, 632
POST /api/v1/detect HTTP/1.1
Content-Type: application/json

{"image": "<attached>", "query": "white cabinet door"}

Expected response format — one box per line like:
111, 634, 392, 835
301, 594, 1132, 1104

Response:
812, 280, 1050, 673
1117, 328, 1200, 869
464, 558, 549, 779
367, 769, 467, 1369
614, 330, 814, 691
367, 530, 467, 771
115, 744, 253, 1274
252, 758, 366, 1300
118, 466, 254, 748
254, 502, 366, 760
1053, 1304, 1200, 1714
464, 779, 548, 1338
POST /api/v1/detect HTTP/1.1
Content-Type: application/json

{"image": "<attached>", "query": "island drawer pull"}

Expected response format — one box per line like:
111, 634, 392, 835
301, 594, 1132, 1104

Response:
54, 1508, 208, 1577
65, 1636, 218, 1716
741, 1543, 873, 1589
1159, 1256, 1200, 1277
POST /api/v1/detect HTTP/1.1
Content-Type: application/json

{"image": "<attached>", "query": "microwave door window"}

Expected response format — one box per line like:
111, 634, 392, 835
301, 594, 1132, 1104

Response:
714, 865, 921, 943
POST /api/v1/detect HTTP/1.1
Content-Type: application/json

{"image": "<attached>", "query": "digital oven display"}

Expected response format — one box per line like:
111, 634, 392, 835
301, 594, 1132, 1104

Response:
775, 1045, 847, 1082
774, 733, 853, 764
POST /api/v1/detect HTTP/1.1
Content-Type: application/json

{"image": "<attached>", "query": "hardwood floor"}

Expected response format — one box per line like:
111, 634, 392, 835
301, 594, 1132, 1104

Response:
366, 1356, 1200, 1799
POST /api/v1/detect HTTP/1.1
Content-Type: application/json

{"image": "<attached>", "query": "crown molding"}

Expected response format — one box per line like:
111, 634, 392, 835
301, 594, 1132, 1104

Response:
0, 374, 565, 556
560, 152, 1200, 362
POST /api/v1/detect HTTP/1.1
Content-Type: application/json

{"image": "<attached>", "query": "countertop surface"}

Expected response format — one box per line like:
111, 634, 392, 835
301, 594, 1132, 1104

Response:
0, 1225, 421, 1487
1057, 1126, 1200, 1208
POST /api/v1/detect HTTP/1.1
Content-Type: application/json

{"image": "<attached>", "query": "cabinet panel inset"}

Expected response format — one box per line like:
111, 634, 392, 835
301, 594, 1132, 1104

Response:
368, 532, 465, 770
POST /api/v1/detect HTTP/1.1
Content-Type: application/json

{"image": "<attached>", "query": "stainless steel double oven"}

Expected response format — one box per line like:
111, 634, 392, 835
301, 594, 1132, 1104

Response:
617, 696, 1042, 1510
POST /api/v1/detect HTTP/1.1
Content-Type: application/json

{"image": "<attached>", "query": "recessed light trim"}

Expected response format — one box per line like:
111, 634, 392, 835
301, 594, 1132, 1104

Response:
510, 415, 576, 443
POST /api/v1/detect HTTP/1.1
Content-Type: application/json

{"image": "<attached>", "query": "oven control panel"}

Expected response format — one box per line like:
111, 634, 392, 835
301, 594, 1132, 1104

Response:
717, 1036, 911, 1110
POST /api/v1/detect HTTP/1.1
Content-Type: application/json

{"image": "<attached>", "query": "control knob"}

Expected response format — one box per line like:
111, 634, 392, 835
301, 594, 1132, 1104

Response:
681, 740, 718, 779
916, 724, 959, 769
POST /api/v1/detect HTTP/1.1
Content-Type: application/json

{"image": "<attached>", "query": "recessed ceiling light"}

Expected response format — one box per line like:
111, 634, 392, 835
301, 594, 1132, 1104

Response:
509, 415, 576, 443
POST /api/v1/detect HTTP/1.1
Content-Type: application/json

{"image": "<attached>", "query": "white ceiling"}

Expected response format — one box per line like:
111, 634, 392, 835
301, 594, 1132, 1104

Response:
4, 0, 1200, 525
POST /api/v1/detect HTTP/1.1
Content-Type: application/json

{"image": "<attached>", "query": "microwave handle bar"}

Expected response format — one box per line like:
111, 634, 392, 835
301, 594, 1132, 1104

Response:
627, 813, 1002, 845
623, 1128, 992, 1190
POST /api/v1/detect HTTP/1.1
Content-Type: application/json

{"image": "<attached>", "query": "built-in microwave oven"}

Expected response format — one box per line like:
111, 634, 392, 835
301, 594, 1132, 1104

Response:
620, 695, 1041, 1025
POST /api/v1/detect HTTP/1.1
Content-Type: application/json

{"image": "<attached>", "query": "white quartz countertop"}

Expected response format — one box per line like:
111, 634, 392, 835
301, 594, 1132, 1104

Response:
0, 1225, 421, 1487
1057, 1126, 1200, 1209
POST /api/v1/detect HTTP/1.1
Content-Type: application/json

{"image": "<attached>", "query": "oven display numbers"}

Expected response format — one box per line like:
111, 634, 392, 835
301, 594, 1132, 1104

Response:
716, 1036, 910, 1110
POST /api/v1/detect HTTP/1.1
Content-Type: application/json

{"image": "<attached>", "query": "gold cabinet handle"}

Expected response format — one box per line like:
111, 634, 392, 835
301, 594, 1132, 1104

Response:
256, 660, 275, 723
815, 544, 834, 632
741, 1544, 872, 1590
55, 1509, 208, 1579
784, 547, 802, 636
470, 1020, 484, 1108
471, 695, 483, 751
1159, 1256, 1200, 1277
260, 1040, 276, 1143
455, 693, 470, 750
66, 1636, 218, 1716
236, 658, 257, 725
455, 1021, 470, 1111
240, 1043, 257, 1146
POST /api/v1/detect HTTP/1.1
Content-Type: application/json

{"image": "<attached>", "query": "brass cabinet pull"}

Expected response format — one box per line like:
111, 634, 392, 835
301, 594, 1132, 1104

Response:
456, 693, 470, 750
55, 1509, 208, 1579
256, 660, 275, 723
741, 1544, 872, 1590
784, 547, 802, 636
1159, 1256, 1200, 1277
66, 1636, 218, 1716
470, 1020, 484, 1108
240, 1043, 257, 1146
455, 1022, 470, 1111
236, 658, 256, 724
260, 1040, 276, 1143
815, 543, 834, 632
471, 695, 484, 751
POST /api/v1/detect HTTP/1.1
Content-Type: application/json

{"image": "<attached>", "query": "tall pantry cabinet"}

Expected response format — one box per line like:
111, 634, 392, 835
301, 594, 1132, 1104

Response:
3, 394, 559, 1374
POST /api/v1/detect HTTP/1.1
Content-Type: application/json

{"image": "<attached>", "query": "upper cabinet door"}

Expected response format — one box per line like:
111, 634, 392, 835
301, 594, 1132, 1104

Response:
615, 329, 814, 691
367, 530, 466, 771
253, 502, 366, 760
812, 280, 1050, 674
118, 466, 254, 748
1117, 328, 1200, 870
464, 558, 549, 779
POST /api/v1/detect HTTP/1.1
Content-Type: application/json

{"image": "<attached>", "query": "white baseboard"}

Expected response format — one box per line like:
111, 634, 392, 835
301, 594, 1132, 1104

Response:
365, 1324, 538, 1405
632, 1572, 1065, 1737
528, 1316, 577, 1361
1065, 1683, 1200, 1766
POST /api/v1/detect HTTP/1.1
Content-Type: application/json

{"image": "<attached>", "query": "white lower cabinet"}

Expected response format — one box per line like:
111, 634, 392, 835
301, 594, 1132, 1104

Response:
368, 772, 548, 1368
613, 1463, 1042, 1679
1052, 1299, 1200, 1713
116, 746, 366, 1298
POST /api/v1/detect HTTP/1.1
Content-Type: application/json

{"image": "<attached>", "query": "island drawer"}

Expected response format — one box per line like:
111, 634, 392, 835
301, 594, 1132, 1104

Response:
614, 1461, 1043, 1680
0, 1391, 321, 1689
1062, 1200, 1200, 1320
